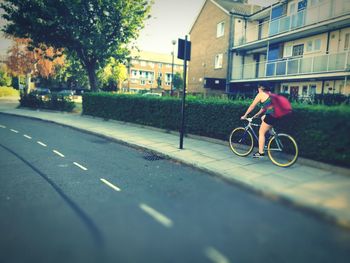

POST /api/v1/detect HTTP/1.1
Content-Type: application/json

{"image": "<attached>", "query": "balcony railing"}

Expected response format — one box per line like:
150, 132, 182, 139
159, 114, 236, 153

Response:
232, 51, 350, 80
234, 0, 350, 47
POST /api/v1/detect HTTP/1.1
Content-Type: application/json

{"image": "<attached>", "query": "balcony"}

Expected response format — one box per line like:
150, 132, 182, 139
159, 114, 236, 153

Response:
233, 0, 350, 49
232, 51, 350, 81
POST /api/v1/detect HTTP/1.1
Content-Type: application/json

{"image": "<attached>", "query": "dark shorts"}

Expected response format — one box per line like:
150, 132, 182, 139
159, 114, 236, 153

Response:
263, 114, 278, 126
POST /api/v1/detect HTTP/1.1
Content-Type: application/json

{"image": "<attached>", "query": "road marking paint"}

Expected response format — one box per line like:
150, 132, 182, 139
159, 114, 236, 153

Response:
73, 162, 88, 171
139, 203, 173, 228
100, 178, 121, 192
205, 247, 230, 263
0, 125, 6, 128
37, 141, 47, 147
23, 134, 32, 139
10, 129, 19, 133
53, 150, 65, 158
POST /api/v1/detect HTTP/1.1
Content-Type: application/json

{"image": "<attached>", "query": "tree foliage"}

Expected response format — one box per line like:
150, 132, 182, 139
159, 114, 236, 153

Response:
1, 0, 152, 91
173, 72, 184, 90
0, 65, 12, 86
98, 57, 127, 91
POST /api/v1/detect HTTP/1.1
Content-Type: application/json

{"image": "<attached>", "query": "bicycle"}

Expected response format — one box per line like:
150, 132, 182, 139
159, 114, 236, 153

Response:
229, 117, 298, 167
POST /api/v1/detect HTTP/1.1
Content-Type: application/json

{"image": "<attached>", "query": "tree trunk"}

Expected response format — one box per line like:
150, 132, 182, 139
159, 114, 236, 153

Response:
86, 62, 98, 92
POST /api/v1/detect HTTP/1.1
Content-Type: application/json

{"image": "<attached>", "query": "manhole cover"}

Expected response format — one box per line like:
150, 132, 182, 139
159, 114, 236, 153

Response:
143, 152, 165, 161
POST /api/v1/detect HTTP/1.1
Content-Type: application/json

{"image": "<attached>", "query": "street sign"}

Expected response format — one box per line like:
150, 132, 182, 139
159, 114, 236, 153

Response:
177, 38, 191, 61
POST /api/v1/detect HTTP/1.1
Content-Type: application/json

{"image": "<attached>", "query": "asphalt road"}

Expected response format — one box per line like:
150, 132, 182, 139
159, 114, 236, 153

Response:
0, 114, 350, 263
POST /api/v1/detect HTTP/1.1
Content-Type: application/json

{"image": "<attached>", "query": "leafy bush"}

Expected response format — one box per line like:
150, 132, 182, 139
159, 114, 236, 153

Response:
20, 93, 75, 112
0, 86, 19, 97
82, 93, 350, 168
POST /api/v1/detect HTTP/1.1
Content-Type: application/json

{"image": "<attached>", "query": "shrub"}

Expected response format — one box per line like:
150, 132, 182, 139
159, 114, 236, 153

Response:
20, 93, 75, 112
0, 86, 19, 97
82, 93, 350, 168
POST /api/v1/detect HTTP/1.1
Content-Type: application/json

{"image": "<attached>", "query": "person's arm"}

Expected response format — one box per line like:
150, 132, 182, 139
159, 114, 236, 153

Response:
252, 108, 265, 119
241, 94, 261, 119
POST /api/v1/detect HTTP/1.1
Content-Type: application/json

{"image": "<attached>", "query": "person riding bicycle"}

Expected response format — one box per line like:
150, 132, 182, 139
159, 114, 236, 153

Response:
240, 84, 277, 158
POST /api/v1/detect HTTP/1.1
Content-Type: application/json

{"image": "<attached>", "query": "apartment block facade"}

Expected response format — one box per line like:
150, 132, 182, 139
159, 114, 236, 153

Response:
188, 0, 261, 94
189, 0, 350, 98
232, 0, 350, 98
124, 50, 184, 94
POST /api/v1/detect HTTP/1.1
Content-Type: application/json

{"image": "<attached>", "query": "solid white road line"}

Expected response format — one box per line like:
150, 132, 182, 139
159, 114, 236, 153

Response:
205, 247, 230, 263
100, 178, 121, 192
37, 141, 47, 147
53, 150, 65, 158
139, 203, 173, 228
10, 129, 19, 133
23, 134, 32, 139
73, 162, 88, 171
0, 125, 6, 128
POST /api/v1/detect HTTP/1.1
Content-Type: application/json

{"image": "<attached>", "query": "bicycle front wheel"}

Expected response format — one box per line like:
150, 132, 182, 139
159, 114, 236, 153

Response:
267, 133, 298, 167
229, 127, 254, 157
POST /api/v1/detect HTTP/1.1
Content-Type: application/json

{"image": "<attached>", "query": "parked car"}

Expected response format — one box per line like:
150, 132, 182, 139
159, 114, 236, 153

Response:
57, 90, 75, 100
142, 92, 162, 97
30, 88, 51, 101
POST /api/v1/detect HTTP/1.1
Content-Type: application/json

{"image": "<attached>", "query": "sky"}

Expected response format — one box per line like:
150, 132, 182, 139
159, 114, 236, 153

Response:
135, 0, 278, 55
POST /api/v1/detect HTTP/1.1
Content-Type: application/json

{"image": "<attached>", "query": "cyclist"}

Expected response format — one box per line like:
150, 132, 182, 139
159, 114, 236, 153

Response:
240, 84, 276, 158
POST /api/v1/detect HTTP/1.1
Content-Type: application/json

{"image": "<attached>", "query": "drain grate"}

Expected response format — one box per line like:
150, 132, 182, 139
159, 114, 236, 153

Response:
143, 152, 165, 161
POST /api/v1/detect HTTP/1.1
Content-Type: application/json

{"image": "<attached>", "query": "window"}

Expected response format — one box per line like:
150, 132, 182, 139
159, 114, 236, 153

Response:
282, 85, 289, 93
214, 54, 223, 69
140, 80, 146, 85
314, 39, 321, 50
306, 41, 313, 52
345, 33, 350, 50
158, 63, 163, 68
302, 85, 308, 95
165, 73, 172, 82
284, 45, 292, 57
306, 39, 321, 52
292, 44, 304, 56
216, 22, 225, 37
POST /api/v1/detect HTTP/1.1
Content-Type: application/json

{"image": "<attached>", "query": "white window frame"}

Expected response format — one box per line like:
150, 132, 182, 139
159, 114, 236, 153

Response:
344, 33, 350, 50
216, 21, 225, 38
284, 45, 293, 57
214, 53, 223, 69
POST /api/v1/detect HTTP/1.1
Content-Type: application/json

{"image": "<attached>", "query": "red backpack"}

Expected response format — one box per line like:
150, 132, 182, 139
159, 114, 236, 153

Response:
268, 92, 292, 118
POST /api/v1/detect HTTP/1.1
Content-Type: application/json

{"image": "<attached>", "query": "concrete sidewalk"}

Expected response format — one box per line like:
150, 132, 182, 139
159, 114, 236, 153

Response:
1, 97, 350, 229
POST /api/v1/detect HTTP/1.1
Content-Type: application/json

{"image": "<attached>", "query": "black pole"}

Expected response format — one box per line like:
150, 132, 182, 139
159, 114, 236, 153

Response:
179, 36, 188, 149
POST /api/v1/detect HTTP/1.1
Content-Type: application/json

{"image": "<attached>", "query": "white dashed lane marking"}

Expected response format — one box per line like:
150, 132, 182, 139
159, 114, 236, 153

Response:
37, 141, 47, 147
73, 162, 88, 171
23, 135, 32, 139
53, 150, 65, 158
100, 178, 121, 192
139, 203, 173, 228
205, 247, 230, 263
0, 125, 6, 128
10, 129, 19, 133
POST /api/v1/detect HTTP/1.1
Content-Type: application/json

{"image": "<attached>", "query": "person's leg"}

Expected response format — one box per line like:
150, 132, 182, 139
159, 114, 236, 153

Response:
259, 120, 271, 154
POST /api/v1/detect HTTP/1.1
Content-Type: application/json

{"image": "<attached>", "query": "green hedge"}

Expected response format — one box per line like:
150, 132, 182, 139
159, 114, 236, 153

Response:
83, 93, 350, 168
20, 93, 75, 112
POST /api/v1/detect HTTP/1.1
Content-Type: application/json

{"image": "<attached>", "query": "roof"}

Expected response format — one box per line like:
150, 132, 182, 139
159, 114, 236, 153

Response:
212, 0, 262, 16
130, 50, 183, 65
189, 0, 263, 33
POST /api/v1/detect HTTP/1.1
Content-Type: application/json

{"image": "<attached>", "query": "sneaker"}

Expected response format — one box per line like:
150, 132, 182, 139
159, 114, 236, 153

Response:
253, 152, 265, 158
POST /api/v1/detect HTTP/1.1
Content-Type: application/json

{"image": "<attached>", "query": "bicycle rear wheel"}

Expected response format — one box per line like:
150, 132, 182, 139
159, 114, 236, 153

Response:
267, 133, 298, 167
229, 127, 254, 156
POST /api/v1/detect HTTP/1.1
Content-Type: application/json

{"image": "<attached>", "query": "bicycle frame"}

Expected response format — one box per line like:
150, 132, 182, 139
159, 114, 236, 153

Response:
242, 118, 283, 152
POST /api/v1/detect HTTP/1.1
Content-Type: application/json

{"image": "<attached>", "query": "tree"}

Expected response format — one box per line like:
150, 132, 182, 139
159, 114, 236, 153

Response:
173, 72, 184, 90
6, 38, 65, 91
98, 57, 127, 91
0, 65, 12, 86
1, 0, 152, 91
